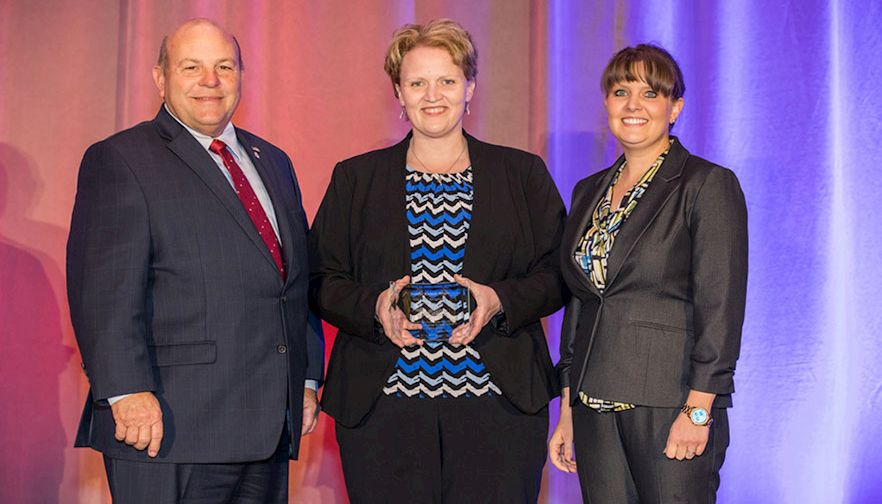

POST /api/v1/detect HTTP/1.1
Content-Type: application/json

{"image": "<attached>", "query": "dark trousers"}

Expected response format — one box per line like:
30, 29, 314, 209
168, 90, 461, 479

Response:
572, 404, 729, 504
336, 394, 548, 504
102, 427, 289, 504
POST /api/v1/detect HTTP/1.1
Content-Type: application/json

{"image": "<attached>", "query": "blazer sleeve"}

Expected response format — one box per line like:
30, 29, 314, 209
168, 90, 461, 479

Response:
487, 155, 567, 334
309, 163, 387, 343
66, 141, 158, 401
284, 156, 326, 384
556, 296, 581, 390
305, 311, 325, 383
687, 166, 748, 395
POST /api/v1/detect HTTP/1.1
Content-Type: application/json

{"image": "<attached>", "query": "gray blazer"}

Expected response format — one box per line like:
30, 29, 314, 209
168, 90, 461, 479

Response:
67, 106, 323, 463
558, 138, 747, 408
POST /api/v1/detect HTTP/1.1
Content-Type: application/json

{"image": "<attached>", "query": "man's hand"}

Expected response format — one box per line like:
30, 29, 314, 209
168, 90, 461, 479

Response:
111, 391, 163, 457
301, 388, 319, 436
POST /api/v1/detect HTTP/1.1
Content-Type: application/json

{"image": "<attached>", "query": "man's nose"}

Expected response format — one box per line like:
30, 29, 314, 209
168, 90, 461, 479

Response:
200, 69, 220, 86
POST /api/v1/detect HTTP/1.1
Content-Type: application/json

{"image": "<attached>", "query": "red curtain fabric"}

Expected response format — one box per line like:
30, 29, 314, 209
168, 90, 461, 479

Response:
0, 1, 547, 502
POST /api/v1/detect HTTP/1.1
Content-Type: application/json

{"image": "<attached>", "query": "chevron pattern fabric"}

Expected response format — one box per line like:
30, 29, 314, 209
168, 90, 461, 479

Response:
383, 166, 500, 398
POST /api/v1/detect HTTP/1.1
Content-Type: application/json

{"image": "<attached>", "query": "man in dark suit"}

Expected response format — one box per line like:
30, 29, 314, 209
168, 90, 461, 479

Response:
66, 18, 323, 502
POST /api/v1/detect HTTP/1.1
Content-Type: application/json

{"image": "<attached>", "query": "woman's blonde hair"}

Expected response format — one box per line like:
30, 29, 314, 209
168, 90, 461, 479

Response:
384, 18, 478, 97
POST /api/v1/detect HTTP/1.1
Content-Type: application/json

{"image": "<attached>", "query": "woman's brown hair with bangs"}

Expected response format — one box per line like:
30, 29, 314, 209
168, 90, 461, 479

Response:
601, 44, 685, 100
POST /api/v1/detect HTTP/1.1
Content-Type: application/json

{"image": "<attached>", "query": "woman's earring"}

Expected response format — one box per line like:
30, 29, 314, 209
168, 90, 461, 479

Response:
466, 102, 471, 116
399, 108, 406, 120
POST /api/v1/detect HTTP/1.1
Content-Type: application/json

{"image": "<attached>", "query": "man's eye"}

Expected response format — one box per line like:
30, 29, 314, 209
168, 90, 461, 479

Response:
443, 79, 456, 85
410, 81, 424, 87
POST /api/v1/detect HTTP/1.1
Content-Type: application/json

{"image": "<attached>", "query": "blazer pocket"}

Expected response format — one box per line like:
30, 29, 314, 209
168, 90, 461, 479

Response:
150, 341, 217, 367
631, 320, 692, 334
631, 321, 691, 404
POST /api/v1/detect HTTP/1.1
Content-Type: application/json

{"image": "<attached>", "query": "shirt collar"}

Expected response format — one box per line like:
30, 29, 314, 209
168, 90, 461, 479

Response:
164, 104, 240, 158
611, 136, 675, 186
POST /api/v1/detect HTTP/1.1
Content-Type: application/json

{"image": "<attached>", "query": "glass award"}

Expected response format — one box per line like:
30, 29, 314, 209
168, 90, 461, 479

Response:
397, 282, 471, 341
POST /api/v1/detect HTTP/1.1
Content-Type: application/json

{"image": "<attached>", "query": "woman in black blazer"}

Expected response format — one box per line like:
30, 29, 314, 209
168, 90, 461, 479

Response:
309, 19, 565, 503
549, 45, 748, 503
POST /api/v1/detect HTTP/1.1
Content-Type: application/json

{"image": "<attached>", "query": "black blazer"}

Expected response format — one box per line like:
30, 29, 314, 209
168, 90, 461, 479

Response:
67, 107, 324, 463
558, 139, 747, 408
309, 132, 566, 427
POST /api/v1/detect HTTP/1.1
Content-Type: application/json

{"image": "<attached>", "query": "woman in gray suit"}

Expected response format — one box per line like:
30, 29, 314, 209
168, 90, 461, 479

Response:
549, 44, 748, 503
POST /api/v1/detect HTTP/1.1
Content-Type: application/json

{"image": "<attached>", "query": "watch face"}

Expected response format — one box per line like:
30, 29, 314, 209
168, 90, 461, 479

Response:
690, 408, 709, 425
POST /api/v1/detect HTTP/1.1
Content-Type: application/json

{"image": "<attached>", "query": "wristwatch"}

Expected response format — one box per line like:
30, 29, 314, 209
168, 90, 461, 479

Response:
681, 404, 713, 426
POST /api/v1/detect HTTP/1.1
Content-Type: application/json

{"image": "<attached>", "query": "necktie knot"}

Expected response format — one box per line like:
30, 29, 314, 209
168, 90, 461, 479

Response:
209, 139, 228, 156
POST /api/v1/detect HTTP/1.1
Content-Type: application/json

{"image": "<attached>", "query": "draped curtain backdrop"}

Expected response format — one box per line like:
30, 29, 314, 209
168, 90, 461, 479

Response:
1, 1, 879, 502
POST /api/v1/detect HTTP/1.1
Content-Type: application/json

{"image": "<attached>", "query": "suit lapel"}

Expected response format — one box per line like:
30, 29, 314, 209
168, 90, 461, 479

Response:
154, 107, 279, 277
389, 134, 411, 275
236, 131, 298, 284
565, 157, 622, 298
603, 140, 688, 290
460, 132, 487, 279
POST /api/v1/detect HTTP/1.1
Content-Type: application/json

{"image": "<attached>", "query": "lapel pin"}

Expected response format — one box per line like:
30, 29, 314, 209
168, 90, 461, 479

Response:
251, 146, 261, 159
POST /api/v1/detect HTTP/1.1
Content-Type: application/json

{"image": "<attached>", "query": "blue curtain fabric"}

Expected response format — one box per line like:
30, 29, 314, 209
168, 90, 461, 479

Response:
545, 1, 882, 502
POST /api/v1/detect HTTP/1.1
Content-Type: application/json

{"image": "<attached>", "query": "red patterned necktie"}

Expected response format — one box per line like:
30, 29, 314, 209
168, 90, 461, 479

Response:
209, 139, 286, 279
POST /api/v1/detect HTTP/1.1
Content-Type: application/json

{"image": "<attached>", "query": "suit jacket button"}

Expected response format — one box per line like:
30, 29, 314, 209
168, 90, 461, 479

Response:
281, 296, 287, 303
277, 344, 288, 354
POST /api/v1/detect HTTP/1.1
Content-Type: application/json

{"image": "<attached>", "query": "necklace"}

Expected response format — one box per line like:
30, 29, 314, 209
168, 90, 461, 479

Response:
409, 137, 467, 174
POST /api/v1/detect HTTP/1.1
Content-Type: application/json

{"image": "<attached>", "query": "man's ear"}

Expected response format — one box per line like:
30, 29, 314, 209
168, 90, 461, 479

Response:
152, 66, 166, 99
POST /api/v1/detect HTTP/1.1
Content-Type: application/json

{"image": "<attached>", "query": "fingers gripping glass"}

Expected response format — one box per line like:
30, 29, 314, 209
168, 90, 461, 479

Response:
395, 282, 471, 342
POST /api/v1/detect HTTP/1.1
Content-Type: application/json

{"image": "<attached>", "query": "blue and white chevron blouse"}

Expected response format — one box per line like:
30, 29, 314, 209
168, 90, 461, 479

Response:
382, 166, 501, 399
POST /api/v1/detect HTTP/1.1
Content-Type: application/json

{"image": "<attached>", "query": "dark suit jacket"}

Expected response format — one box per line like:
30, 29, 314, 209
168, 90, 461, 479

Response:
558, 138, 747, 408
309, 132, 566, 427
67, 106, 324, 463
